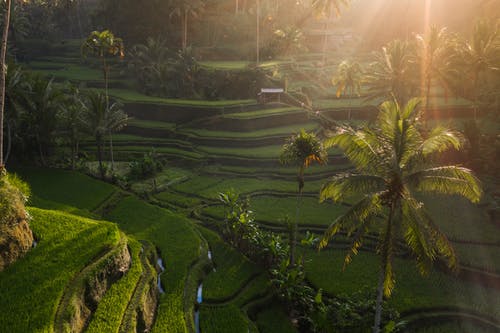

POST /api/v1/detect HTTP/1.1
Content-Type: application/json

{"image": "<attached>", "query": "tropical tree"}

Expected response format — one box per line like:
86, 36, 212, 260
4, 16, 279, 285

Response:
21, 75, 64, 165
0, 0, 11, 169
3, 64, 28, 164
82, 29, 124, 169
58, 85, 86, 170
83, 90, 127, 179
332, 60, 362, 120
311, 0, 350, 63
365, 39, 418, 105
457, 19, 500, 118
281, 130, 327, 266
319, 98, 482, 333
415, 26, 456, 123
169, 0, 205, 51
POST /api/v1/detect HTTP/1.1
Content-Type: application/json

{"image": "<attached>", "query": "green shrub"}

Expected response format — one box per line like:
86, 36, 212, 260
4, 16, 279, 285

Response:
0, 172, 30, 226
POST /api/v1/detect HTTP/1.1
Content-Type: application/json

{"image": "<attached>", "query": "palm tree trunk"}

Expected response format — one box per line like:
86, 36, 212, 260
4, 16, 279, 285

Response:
373, 203, 395, 333
373, 268, 385, 333
292, 166, 305, 266
256, 0, 260, 64
96, 136, 104, 179
424, 71, 432, 126
0, 0, 11, 168
183, 9, 188, 50
235, 0, 239, 14
109, 132, 114, 171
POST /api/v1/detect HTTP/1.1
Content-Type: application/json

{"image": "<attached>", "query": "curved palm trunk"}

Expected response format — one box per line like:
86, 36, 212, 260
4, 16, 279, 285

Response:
109, 131, 114, 171
0, 0, 11, 168
256, 0, 260, 64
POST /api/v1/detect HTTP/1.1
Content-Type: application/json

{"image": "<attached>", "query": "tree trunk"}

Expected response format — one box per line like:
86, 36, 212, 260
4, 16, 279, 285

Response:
96, 136, 104, 179
5, 120, 11, 164
373, 268, 385, 333
0, 0, 11, 168
292, 166, 305, 266
109, 132, 114, 171
373, 203, 395, 333
256, 0, 260, 64
182, 9, 188, 50
235, 0, 239, 14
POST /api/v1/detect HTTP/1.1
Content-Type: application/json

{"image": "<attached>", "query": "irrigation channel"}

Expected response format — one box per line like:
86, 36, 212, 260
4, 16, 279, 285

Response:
157, 258, 165, 294
194, 249, 213, 333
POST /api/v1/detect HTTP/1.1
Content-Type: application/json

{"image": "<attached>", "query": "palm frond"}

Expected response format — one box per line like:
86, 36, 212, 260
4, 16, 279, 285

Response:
320, 173, 385, 202
420, 126, 463, 156
319, 193, 383, 249
324, 128, 381, 173
403, 196, 457, 271
407, 166, 482, 203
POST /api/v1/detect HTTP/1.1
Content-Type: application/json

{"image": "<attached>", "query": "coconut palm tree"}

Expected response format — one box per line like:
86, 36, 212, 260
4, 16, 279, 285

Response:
81, 30, 124, 104
281, 129, 327, 266
365, 39, 419, 105
169, 0, 205, 51
415, 26, 457, 123
319, 98, 482, 333
333, 60, 362, 120
3, 64, 28, 165
82, 29, 124, 170
458, 19, 500, 119
312, 0, 350, 63
83, 90, 127, 179
22, 76, 65, 165
0, 0, 11, 169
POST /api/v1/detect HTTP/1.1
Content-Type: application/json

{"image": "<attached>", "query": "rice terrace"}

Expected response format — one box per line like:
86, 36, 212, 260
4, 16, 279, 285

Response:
0, 0, 499, 332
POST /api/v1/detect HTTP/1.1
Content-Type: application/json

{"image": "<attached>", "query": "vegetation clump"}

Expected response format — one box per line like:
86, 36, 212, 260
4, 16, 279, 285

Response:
0, 170, 33, 271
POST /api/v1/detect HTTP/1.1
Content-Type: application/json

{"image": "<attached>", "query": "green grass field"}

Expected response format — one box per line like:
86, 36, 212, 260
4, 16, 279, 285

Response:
0, 208, 120, 332
301, 247, 500, 320
16, 167, 116, 212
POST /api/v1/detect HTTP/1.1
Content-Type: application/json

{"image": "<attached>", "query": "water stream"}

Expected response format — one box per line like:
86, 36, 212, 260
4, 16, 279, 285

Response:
194, 248, 213, 333
157, 258, 165, 294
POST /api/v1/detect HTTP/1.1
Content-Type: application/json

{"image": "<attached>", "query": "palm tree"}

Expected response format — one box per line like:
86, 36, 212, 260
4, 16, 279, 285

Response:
4, 64, 28, 164
83, 90, 128, 179
415, 26, 456, 123
281, 129, 327, 266
311, 0, 350, 63
319, 98, 482, 333
58, 85, 85, 170
0, 0, 11, 169
365, 39, 418, 105
458, 19, 499, 119
22, 76, 64, 165
82, 30, 124, 170
81, 30, 124, 104
169, 0, 205, 51
332, 60, 362, 120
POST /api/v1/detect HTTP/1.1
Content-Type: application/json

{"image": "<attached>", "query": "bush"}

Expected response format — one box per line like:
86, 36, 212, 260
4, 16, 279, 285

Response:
0, 171, 30, 226
128, 149, 164, 180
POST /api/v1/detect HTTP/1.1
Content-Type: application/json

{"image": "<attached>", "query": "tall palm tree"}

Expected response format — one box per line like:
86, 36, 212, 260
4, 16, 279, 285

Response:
81, 30, 124, 104
169, 0, 205, 51
58, 85, 85, 170
365, 39, 418, 105
22, 76, 64, 165
0, 0, 11, 169
458, 19, 499, 119
416, 26, 456, 123
82, 29, 124, 170
312, 0, 350, 63
319, 98, 482, 333
281, 129, 327, 266
333, 60, 362, 120
83, 90, 127, 179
